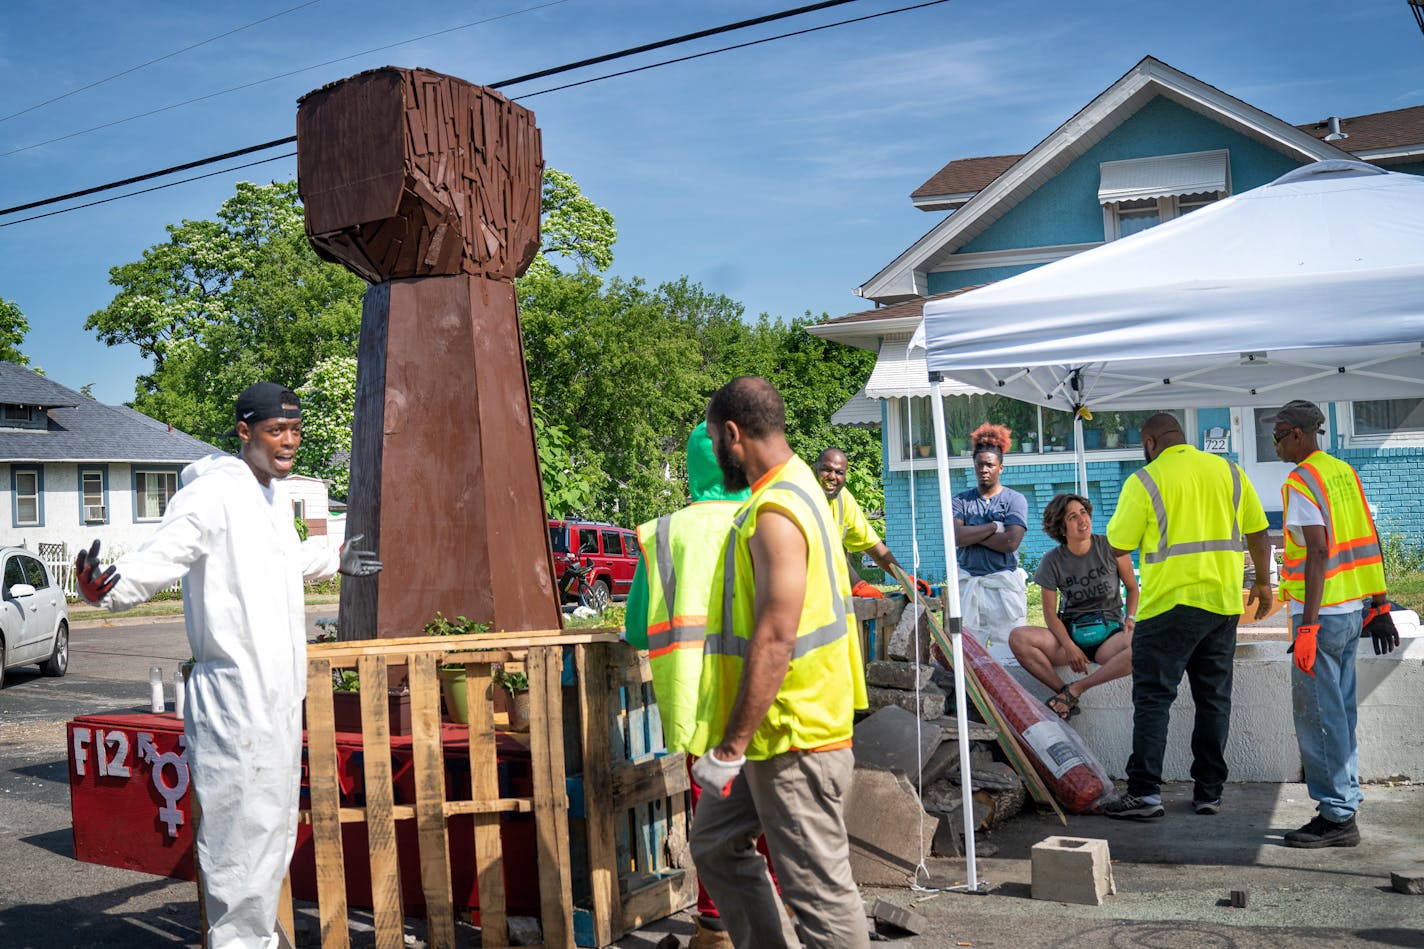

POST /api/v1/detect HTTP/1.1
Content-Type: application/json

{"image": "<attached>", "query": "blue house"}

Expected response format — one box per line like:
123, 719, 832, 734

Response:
811, 57, 1424, 579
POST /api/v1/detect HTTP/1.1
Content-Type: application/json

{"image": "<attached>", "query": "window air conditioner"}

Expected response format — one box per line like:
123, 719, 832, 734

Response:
84, 505, 106, 522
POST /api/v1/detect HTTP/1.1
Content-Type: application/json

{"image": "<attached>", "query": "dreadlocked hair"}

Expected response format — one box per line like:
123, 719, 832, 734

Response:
970, 422, 1012, 459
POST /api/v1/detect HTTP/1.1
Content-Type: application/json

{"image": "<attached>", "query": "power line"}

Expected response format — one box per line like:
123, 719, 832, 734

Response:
0, 0, 325, 125
1, 0, 577, 159
1, 0, 947, 223
517, 0, 951, 100
0, 154, 298, 228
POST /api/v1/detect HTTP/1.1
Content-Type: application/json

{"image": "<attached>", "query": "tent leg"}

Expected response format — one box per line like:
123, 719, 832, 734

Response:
928, 377, 977, 891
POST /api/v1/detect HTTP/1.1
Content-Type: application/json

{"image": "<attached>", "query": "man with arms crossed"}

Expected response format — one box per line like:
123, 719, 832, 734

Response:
75, 382, 381, 949
687, 377, 869, 949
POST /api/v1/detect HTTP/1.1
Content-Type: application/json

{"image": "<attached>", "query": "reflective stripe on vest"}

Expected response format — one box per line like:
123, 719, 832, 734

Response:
645, 514, 707, 655
1135, 461, 1244, 565
1278, 454, 1385, 605
704, 478, 856, 660
1279, 464, 1384, 578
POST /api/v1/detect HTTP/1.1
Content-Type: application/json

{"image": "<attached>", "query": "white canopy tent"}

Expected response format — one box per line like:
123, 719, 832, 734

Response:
905, 160, 1424, 889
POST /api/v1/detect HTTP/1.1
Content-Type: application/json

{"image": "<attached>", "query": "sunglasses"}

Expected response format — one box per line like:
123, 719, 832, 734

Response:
1272, 428, 1296, 444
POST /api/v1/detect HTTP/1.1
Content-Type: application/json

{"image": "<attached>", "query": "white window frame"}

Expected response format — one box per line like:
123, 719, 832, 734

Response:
885, 397, 1194, 472
1342, 398, 1424, 449
134, 469, 180, 522
12, 467, 41, 527
1102, 192, 1222, 241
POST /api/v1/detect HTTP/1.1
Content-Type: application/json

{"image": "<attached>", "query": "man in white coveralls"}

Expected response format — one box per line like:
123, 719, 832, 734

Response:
74, 381, 382, 949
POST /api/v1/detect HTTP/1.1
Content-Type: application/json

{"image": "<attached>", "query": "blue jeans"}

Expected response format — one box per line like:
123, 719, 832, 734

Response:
1290, 612, 1363, 822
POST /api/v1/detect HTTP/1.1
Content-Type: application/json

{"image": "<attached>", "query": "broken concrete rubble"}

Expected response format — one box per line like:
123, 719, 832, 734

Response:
865, 684, 946, 720
853, 705, 943, 777
845, 768, 940, 886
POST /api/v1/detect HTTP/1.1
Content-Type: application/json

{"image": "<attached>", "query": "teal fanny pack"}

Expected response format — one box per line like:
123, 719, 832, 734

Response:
1067, 614, 1122, 648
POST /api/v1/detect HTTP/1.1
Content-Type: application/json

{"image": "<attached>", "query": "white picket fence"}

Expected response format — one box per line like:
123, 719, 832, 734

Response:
33, 541, 182, 602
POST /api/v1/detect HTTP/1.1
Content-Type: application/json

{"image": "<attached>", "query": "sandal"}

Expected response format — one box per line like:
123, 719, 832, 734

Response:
1047, 685, 1081, 721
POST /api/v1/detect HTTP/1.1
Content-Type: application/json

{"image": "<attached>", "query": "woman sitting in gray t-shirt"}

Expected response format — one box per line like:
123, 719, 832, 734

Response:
1009, 493, 1139, 720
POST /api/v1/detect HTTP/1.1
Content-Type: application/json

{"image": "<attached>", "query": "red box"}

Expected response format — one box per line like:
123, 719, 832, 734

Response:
68, 713, 197, 880
68, 713, 541, 916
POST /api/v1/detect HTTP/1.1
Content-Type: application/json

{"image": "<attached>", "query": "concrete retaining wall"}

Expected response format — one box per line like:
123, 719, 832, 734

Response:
981, 623, 1424, 783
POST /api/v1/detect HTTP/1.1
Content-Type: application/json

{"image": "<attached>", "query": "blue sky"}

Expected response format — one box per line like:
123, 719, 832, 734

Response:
1, 0, 1421, 405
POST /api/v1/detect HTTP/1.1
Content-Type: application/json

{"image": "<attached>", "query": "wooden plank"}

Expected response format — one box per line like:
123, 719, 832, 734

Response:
576, 643, 621, 946
297, 797, 534, 826
610, 754, 689, 811
308, 629, 617, 660
527, 647, 573, 948
305, 658, 352, 949
408, 654, 457, 947
359, 656, 405, 949
619, 873, 696, 932
278, 875, 295, 949
465, 660, 508, 948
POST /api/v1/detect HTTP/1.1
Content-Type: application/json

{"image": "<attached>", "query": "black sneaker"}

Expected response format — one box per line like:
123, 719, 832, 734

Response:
1193, 798, 1222, 815
1103, 793, 1165, 820
1284, 814, 1360, 849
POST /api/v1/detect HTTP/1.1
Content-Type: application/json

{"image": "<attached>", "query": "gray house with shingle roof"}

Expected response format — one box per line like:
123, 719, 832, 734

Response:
0, 362, 221, 560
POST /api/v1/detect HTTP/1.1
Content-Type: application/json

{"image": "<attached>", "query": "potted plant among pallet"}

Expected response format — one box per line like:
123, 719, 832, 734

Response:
425, 612, 491, 724
307, 621, 413, 735
493, 665, 531, 732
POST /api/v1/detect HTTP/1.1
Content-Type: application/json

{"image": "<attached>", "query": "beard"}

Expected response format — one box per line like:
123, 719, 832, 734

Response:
715, 439, 749, 492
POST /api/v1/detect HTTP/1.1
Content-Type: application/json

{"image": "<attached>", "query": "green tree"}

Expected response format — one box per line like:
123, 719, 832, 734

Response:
0, 297, 32, 366
86, 180, 367, 441
295, 354, 357, 497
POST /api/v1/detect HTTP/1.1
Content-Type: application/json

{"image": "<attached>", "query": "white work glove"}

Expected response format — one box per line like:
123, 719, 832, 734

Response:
691, 751, 746, 798
338, 533, 383, 577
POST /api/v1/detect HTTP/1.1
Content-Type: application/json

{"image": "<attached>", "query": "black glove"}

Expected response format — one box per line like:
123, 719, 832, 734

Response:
338, 533, 383, 577
74, 538, 119, 604
1362, 602, 1399, 656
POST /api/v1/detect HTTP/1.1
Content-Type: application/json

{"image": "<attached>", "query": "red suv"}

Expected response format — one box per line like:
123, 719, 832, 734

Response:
547, 520, 639, 603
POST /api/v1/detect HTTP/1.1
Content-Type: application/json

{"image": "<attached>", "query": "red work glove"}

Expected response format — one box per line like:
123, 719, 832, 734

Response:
915, 578, 932, 597
1291, 623, 1319, 677
74, 538, 118, 605
851, 580, 884, 599
1362, 602, 1399, 656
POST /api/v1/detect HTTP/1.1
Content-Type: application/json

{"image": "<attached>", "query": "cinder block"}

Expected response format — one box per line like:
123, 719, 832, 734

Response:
1030, 836, 1115, 906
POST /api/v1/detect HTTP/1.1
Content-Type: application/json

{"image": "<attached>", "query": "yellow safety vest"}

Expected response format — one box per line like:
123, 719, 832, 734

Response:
635, 500, 742, 753
1280, 451, 1385, 608
1107, 444, 1267, 620
688, 456, 867, 761
830, 487, 880, 554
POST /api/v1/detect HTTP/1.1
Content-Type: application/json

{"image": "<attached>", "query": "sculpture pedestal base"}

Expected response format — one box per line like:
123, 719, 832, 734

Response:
340, 274, 560, 638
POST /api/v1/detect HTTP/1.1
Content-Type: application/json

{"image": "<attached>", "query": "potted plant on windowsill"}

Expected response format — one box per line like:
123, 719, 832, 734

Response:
425, 612, 491, 724
493, 666, 531, 732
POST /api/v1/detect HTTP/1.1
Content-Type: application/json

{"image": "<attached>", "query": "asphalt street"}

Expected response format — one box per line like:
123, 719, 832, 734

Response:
1, 612, 1421, 948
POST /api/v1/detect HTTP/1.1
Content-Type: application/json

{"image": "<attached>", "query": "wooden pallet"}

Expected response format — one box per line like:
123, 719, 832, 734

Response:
193, 629, 654, 949
570, 641, 697, 948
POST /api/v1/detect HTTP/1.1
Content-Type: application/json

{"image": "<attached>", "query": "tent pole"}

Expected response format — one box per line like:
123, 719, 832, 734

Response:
928, 375, 976, 889
1073, 413, 1088, 496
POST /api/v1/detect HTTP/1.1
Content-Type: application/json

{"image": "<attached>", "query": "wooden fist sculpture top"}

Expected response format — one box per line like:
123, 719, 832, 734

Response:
297, 66, 543, 284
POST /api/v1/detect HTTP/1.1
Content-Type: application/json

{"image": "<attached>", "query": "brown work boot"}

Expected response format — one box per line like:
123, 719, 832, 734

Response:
688, 916, 734, 949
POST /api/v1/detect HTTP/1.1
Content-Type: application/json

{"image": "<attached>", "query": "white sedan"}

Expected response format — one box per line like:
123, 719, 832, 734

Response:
0, 547, 69, 688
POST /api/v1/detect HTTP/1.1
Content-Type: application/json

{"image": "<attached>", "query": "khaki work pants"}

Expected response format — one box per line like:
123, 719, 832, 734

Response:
689, 748, 869, 949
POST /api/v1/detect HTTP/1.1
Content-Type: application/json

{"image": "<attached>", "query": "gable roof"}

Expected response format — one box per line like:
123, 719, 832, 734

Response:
911, 104, 1424, 210
0, 363, 220, 464
860, 56, 1362, 303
